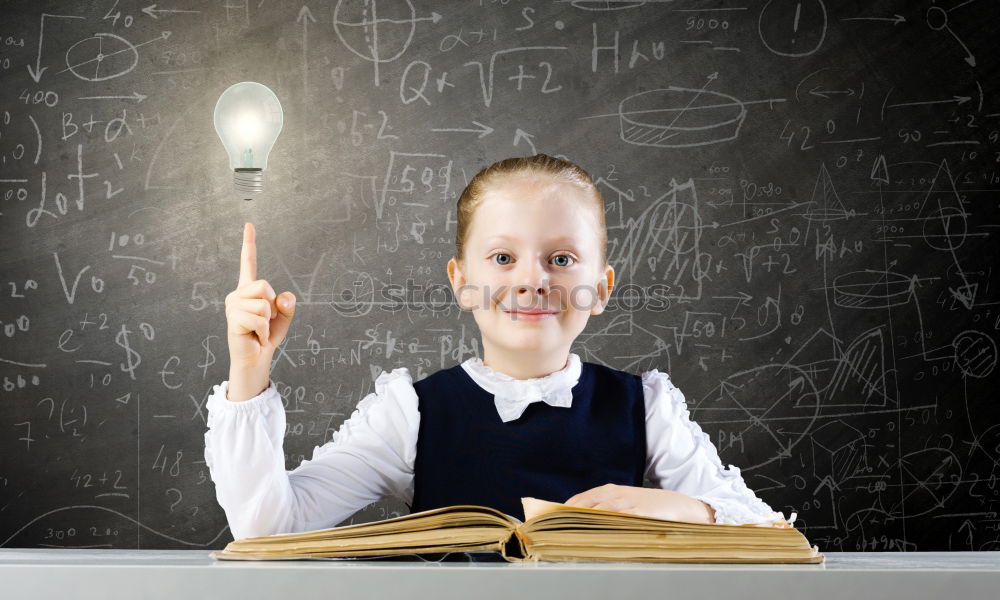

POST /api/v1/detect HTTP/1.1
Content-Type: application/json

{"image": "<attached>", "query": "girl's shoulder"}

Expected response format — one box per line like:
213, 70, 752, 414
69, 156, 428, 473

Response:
580, 362, 685, 415
325, 366, 420, 451
373, 366, 417, 395
636, 366, 678, 389
581, 360, 676, 389
338, 365, 419, 422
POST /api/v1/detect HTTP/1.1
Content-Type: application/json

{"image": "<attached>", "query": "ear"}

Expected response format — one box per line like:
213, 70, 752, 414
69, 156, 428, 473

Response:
447, 256, 472, 311
591, 263, 615, 316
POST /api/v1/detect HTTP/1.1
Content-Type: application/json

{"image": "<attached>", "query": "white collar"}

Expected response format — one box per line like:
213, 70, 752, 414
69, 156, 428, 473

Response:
460, 353, 583, 423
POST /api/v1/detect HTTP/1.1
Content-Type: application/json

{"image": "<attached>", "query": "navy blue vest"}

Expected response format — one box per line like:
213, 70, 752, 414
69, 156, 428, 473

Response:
408, 360, 647, 521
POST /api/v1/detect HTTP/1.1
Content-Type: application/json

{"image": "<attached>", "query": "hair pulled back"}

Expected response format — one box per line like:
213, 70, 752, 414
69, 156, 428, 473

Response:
454, 154, 606, 267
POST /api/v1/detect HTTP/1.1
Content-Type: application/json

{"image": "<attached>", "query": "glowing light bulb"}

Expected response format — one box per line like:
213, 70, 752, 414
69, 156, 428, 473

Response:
213, 81, 284, 200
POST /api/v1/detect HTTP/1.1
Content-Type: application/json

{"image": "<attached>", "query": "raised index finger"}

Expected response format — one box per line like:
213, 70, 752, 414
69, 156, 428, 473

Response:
239, 222, 257, 287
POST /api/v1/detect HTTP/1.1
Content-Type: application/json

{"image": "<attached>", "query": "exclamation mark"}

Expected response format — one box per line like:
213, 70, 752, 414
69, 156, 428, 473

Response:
792, 2, 801, 44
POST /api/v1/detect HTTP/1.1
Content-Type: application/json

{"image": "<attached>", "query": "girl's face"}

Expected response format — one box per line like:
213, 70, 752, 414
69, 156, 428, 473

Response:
447, 173, 615, 370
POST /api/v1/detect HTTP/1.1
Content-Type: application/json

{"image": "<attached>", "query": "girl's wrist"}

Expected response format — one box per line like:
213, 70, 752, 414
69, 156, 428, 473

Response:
226, 369, 270, 402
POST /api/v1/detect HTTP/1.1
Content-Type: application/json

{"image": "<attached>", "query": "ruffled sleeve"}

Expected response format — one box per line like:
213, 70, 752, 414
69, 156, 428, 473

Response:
641, 369, 787, 526
203, 368, 420, 540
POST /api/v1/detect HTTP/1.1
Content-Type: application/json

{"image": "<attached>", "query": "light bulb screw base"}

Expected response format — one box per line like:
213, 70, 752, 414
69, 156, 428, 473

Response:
234, 168, 264, 200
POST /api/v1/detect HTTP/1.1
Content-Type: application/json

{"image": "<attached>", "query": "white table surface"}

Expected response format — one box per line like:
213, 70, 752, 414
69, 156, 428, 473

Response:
3, 549, 998, 600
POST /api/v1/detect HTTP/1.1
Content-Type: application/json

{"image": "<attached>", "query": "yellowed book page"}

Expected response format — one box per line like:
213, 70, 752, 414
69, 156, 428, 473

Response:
521, 497, 571, 521
229, 505, 514, 546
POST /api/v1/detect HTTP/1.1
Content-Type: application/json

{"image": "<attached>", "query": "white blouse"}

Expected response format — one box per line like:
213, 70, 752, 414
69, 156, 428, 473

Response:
203, 353, 787, 540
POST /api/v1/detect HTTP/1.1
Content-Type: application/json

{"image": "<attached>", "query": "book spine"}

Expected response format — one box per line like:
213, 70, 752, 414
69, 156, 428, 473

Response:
500, 528, 528, 561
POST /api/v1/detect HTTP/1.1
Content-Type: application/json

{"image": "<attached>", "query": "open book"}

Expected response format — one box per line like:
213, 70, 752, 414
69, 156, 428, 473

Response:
210, 498, 824, 563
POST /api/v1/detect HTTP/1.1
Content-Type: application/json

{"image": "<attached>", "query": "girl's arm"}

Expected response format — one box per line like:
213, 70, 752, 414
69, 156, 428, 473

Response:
639, 369, 787, 526
203, 367, 419, 540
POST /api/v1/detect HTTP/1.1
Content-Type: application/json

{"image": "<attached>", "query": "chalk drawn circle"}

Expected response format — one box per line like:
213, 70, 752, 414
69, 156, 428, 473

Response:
926, 6, 948, 31
691, 364, 821, 471
832, 270, 912, 309
758, 0, 827, 58
952, 330, 997, 379
65, 32, 138, 82
893, 448, 962, 518
333, 0, 417, 64
973, 423, 1000, 468
618, 88, 746, 148
922, 207, 967, 251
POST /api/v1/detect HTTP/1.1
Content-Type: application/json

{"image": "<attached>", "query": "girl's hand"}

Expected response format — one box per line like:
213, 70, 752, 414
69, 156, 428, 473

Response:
225, 223, 296, 397
564, 483, 716, 524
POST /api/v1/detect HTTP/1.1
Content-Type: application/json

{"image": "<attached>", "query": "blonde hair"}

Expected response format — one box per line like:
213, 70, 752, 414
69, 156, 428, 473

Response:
454, 154, 607, 268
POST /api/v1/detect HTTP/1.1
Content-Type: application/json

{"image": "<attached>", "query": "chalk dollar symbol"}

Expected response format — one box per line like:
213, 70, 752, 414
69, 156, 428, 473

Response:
116, 323, 142, 380
199, 335, 217, 372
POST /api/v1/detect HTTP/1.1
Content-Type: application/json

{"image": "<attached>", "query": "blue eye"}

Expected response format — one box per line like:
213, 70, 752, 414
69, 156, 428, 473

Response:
490, 253, 575, 266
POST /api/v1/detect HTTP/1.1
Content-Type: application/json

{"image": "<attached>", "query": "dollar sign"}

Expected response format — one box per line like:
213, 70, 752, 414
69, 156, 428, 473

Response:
199, 335, 217, 376
115, 323, 141, 380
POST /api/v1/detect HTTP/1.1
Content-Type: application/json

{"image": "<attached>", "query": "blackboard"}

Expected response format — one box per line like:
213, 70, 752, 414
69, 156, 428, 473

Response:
2, 0, 998, 553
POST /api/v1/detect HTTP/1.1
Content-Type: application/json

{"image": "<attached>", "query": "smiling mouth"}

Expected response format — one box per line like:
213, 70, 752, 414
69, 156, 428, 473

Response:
504, 309, 558, 321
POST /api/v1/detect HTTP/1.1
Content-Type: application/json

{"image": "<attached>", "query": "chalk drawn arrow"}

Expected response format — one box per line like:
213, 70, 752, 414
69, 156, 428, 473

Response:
141, 4, 201, 19
430, 121, 494, 138
809, 86, 856, 99
298, 6, 317, 115
840, 15, 906, 25
27, 13, 85, 82
887, 95, 971, 109
78, 91, 149, 102
513, 128, 536, 154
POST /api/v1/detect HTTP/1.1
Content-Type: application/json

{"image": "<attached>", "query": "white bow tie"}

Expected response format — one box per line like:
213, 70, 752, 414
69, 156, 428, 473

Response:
461, 354, 583, 423
492, 384, 575, 423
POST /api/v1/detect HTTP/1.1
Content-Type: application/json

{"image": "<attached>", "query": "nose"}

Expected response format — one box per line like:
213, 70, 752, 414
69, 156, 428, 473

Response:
514, 258, 550, 297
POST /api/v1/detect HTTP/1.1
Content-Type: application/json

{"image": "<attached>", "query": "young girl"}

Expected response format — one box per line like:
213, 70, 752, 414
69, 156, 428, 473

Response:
204, 154, 787, 541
